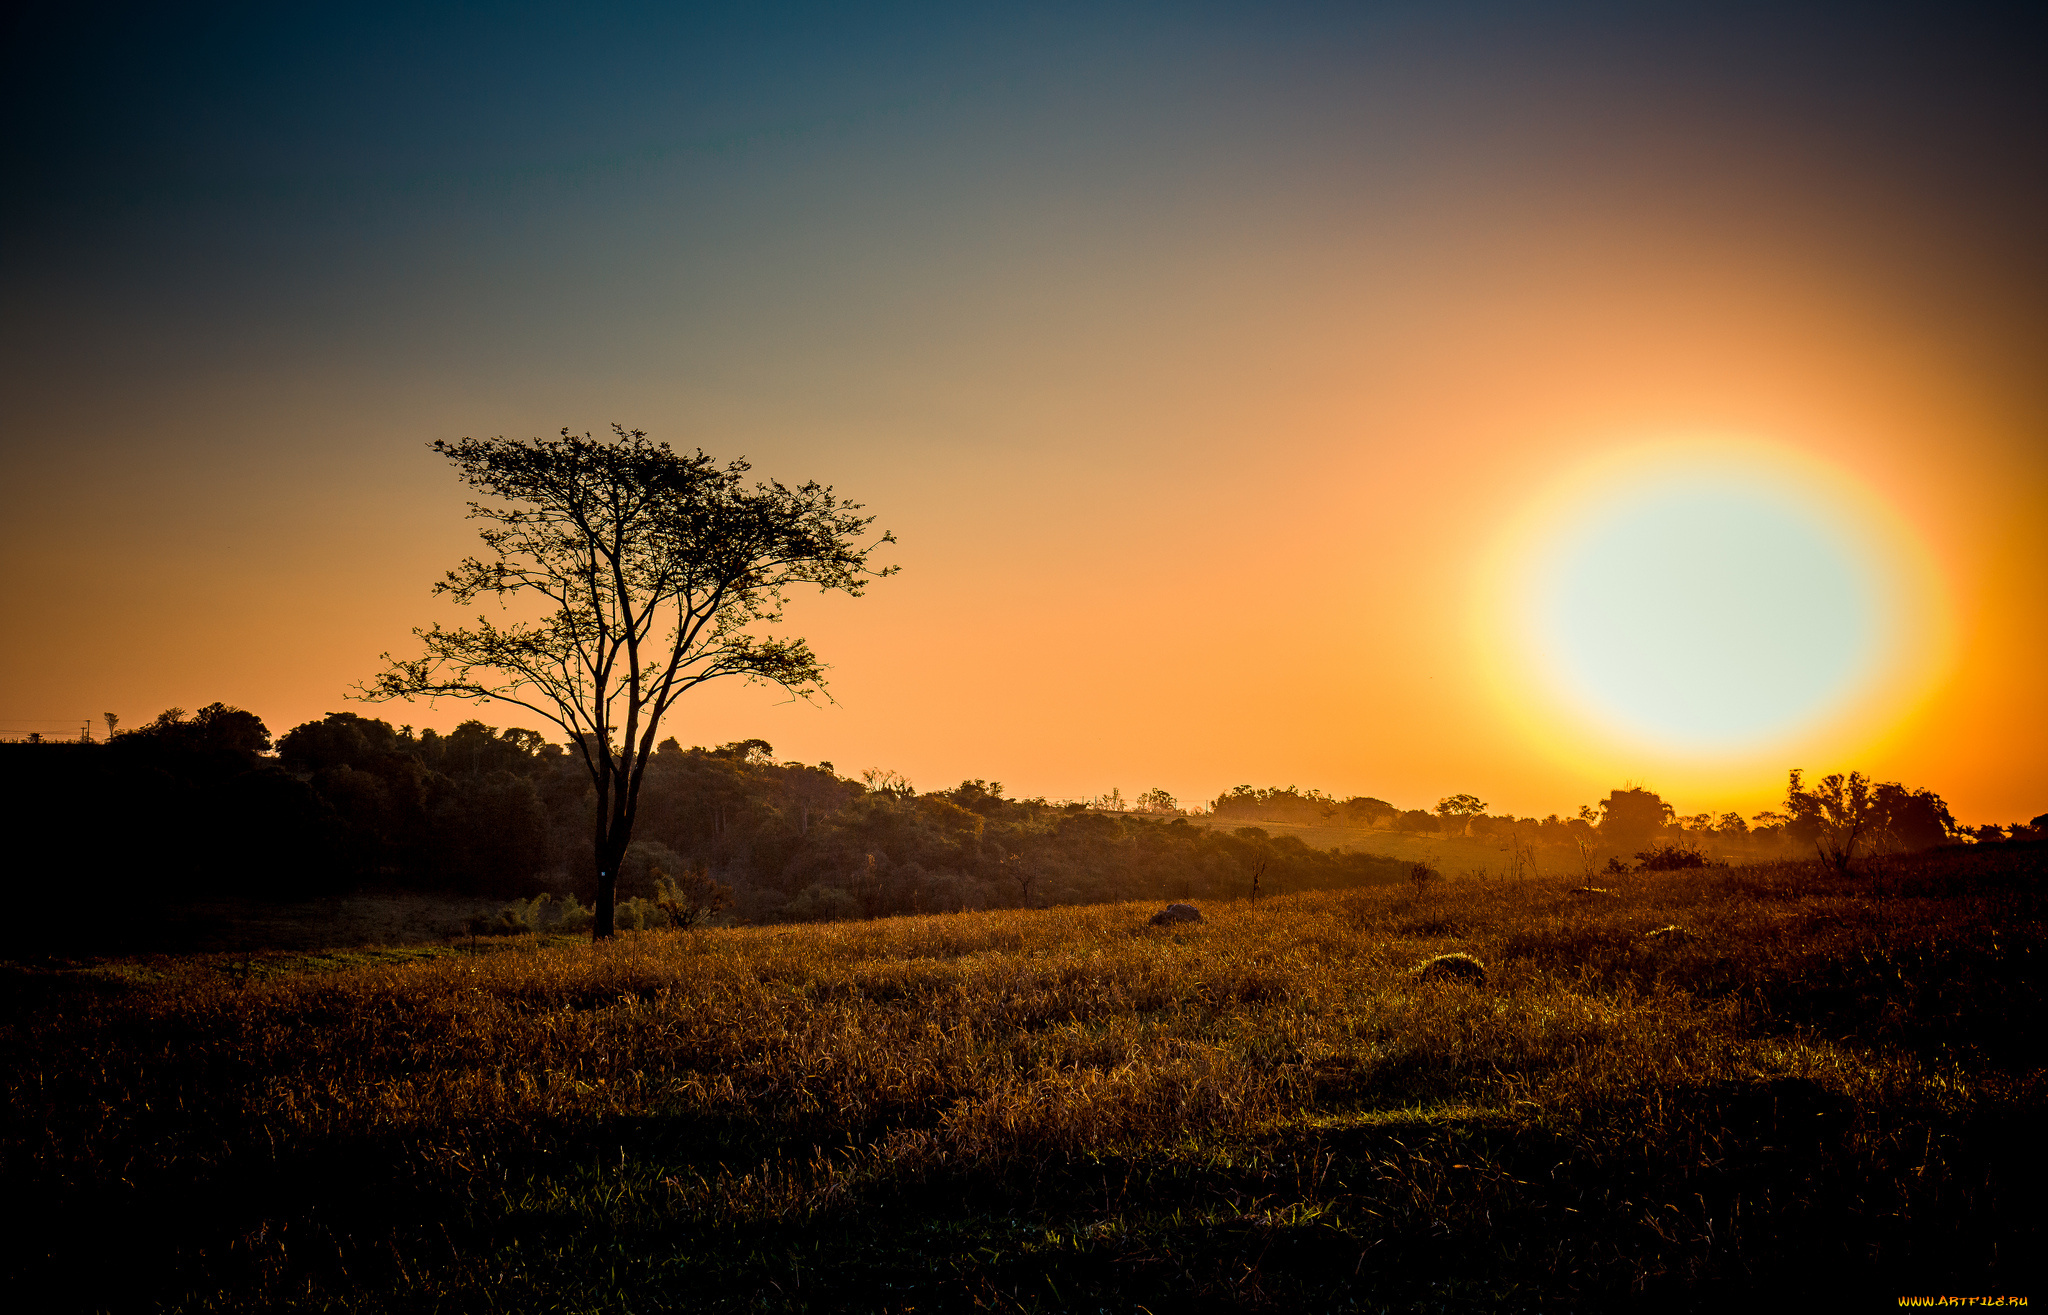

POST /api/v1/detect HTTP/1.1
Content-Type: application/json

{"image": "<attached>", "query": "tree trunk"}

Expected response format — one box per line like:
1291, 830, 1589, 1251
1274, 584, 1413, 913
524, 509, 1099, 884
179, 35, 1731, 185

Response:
594, 828, 628, 939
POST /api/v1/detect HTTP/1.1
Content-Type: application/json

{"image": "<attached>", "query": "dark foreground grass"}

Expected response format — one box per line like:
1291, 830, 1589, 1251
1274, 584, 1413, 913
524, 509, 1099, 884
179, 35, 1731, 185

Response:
2, 848, 2042, 1312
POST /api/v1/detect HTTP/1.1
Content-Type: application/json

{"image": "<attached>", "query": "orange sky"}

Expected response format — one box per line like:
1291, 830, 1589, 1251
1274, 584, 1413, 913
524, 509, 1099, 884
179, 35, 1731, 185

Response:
4, 4, 2043, 824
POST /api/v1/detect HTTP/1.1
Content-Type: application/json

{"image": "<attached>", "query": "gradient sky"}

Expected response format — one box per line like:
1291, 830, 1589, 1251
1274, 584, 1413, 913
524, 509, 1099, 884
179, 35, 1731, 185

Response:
5, 1, 2044, 823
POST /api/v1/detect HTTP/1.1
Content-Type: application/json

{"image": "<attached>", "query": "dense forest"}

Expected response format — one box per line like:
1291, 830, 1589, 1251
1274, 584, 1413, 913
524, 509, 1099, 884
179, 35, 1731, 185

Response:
0, 705, 1410, 932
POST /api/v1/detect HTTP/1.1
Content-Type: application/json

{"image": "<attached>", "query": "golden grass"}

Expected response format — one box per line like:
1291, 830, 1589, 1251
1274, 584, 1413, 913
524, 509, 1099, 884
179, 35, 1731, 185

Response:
4, 849, 2041, 1310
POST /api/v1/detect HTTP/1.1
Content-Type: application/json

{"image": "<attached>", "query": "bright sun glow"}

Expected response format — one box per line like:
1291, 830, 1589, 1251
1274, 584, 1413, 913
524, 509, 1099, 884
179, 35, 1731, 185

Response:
1476, 437, 1952, 768
1532, 476, 1876, 747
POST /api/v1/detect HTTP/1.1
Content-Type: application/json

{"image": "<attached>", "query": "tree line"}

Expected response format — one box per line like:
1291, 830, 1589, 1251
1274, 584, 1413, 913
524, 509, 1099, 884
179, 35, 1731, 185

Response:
0, 705, 1414, 929
1205, 778, 2034, 864
7, 700, 2036, 951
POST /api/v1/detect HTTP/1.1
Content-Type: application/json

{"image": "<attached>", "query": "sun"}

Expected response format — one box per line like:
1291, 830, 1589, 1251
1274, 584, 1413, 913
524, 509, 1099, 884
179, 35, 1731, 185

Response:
1474, 436, 1951, 770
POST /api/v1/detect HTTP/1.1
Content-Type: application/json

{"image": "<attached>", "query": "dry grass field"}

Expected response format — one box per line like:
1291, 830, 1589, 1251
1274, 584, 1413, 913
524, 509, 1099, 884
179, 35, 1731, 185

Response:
3, 847, 2041, 1311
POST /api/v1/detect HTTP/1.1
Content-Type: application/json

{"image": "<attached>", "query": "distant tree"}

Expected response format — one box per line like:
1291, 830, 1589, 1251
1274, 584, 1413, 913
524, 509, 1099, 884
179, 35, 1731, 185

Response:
1136, 787, 1177, 814
361, 426, 894, 938
1208, 784, 1334, 824
1340, 796, 1397, 827
1783, 769, 1955, 866
1596, 787, 1673, 855
947, 779, 1008, 815
1785, 769, 1874, 873
278, 711, 410, 774
711, 738, 776, 765
1001, 852, 1041, 908
1867, 782, 1957, 853
123, 703, 273, 757
782, 764, 856, 835
101, 713, 118, 740
861, 767, 914, 798
1393, 808, 1440, 834
1435, 794, 1488, 835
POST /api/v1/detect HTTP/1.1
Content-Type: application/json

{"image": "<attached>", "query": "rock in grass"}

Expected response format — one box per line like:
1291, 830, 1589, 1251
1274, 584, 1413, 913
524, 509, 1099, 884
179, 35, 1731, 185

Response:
1642, 925, 1696, 945
1416, 952, 1486, 984
1149, 903, 1203, 926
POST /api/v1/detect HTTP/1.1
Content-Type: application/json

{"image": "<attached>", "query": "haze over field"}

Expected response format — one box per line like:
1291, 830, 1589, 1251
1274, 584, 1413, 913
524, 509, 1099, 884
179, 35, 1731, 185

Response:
4, 2, 2044, 822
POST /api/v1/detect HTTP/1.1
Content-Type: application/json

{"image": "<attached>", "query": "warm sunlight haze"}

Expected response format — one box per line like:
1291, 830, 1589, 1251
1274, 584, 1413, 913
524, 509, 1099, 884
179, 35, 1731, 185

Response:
2, 5, 2043, 1309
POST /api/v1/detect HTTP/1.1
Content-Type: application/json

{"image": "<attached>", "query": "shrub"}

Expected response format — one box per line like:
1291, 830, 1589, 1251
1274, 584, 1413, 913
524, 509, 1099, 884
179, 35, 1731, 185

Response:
784, 884, 861, 922
475, 892, 595, 935
652, 865, 736, 928
1635, 843, 1711, 871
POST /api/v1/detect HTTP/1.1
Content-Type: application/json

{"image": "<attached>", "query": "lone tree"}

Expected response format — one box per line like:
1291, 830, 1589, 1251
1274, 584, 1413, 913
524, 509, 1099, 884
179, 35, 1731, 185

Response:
362, 426, 894, 938
1435, 793, 1488, 835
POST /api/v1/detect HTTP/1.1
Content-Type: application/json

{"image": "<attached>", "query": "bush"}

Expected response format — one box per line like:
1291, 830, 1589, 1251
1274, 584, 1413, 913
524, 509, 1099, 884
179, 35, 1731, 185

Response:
1635, 843, 1711, 871
784, 884, 861, 922
652, 866, 735, 928
473, 892, 595, 936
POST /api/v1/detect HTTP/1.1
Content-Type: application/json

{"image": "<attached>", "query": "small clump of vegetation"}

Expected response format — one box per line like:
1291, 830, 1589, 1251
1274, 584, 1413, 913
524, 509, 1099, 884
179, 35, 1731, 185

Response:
0, 846, 2039, 1310
1635, 842, 1714, 871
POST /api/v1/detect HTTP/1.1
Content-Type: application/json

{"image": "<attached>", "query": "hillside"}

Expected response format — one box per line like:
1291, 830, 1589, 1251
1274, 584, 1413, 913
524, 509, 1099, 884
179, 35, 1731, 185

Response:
3, 846, 2039, 1309
1183, 814, 1593, 875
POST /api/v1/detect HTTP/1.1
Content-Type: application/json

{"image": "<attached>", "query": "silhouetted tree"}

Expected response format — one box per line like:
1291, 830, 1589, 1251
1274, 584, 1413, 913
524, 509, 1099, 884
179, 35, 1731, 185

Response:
361, 426, 894, 937
1393, 808, 1440, 833
1784, 771, 1958, 865
1435, 793, 1488, 835
1867, 781, 1957, 853
947, 779, 1009, 815
1597, 787, 1673, 855
124, 702, 273, 757
1785, 768, 1873, 873
1340, 796, 1397, 827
